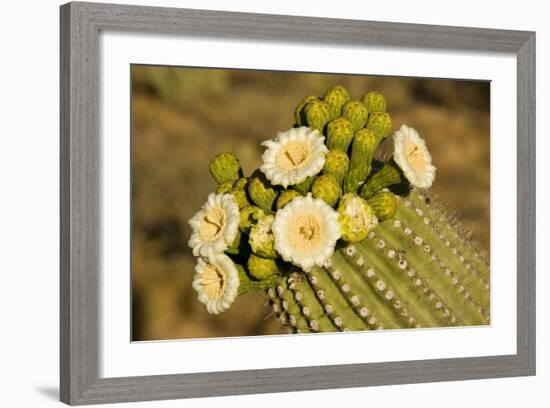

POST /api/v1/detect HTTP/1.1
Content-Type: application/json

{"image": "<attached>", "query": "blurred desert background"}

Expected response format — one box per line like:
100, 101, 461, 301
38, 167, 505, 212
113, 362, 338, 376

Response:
131, 65, 490, 341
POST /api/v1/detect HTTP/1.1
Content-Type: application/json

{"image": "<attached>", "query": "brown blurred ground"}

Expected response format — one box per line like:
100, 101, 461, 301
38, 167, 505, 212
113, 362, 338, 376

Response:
131, 66, 490, 341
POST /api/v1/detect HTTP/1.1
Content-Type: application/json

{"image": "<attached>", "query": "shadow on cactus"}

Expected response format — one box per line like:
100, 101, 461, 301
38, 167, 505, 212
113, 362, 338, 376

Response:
188, 85, 490, 333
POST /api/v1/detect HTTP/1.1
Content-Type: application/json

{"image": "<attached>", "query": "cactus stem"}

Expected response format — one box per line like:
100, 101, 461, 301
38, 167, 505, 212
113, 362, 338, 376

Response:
394, 193, 490, 309
375, 221, 489, 325
356, 234, 461, 327
406, 192, 490, 283
330, 252, 403, 329
306, 266, 368, 331
267, 287, 289, 327
276, 277, 311, 333
287, 272, 338, 332
344, 251, 423, 328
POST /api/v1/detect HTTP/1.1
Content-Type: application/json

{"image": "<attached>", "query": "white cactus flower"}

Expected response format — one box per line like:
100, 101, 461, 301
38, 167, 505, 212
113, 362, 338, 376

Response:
188, 193, 240, 258
260, 126, 328, 188
272, 194, 341, 271
393, 125, 436, 189
192, 254, 240, 314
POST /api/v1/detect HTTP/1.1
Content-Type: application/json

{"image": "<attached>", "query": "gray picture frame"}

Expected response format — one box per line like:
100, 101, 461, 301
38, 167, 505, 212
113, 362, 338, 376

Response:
60, 1, 536, 405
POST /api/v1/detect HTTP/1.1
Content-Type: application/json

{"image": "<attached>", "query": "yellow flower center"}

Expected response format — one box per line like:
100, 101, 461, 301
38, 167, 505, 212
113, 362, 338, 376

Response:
276, 141, 310, 170
405, 140, 427, 174
200, 263, 227, 300
199, 207, 226, 242
288, 213, 324, 253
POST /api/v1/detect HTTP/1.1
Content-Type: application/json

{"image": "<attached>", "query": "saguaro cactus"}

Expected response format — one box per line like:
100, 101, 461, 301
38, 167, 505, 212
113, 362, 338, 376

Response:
187, 85, 489, 330
267, 189, 489, 333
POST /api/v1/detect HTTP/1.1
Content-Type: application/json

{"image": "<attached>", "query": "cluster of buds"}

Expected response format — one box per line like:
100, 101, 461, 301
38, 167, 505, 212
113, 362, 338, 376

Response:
188, 85, 436, 314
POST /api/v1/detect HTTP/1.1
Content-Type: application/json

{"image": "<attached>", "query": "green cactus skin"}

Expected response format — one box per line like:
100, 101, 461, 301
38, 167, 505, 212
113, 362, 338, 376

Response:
366, 112, 393, 143
294, 95, 319, 126
359, 161, 404, 199
247, 254, 280, 280
367, 191, 397, 221
311, 174, 341, 207
322, 149, 350, 187
248, 172, 278, 213
304, 99, 331, 131
293, 175, 315, 195
239, 205, 265, 235
361, 91, 387, 113
349, 128, 379, 172
267, 190, 489, 333
342, 100, 369, 131
209, 152, 243, 184
276, 189, 301, 209
326, 117, 355, 152
323, 85, 351, 120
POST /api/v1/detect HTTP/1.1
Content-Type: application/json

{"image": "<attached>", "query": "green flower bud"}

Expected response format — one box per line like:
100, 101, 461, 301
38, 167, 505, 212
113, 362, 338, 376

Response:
248, 171, 278, 213
239, 205, 266, 235
342, 100, 369, 131
361, 91, 387, 112
229, 177, 251, 209
311, 174, 341, 207
304, 99, 331, 131
276, 189, 301, 209
367, 191, 397, 221
215, 180, 234, 194
359, 160, 404, 199
249, 215, 277, 259
233, 177, 248, 190
337, 193, 378, 243
294, 95, 319, 126
293, 175, 315, 195
343, 167, 369, 194
326, 117, 354, 152
225, 229, 247, 255
247, 254, 280, 280
366, 111, 392, 143
209, 152, 243, 185
350, 128, 378, 170
322, 149, 349, 187
322, 85, 351, 119
237, 263, 279, 294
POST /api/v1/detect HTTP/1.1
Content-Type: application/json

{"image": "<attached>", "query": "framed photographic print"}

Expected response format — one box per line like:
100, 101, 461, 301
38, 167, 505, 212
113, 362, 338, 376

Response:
60, 1, 536, 405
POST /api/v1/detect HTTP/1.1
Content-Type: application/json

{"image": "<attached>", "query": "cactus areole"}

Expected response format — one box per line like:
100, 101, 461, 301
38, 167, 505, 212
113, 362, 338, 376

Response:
188, 86, 490, 333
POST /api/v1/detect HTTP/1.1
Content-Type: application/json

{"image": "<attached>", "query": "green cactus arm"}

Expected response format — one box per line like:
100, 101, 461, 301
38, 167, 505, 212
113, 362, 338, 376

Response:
331, 251, 405, 329
406, 192, 490, 282
374, 219, 488, 325
305, 266, 369, 331
277, 281, 311, 333
353, 237, 461, 328
393, 193, 490, 313
286, 272, 338, 332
